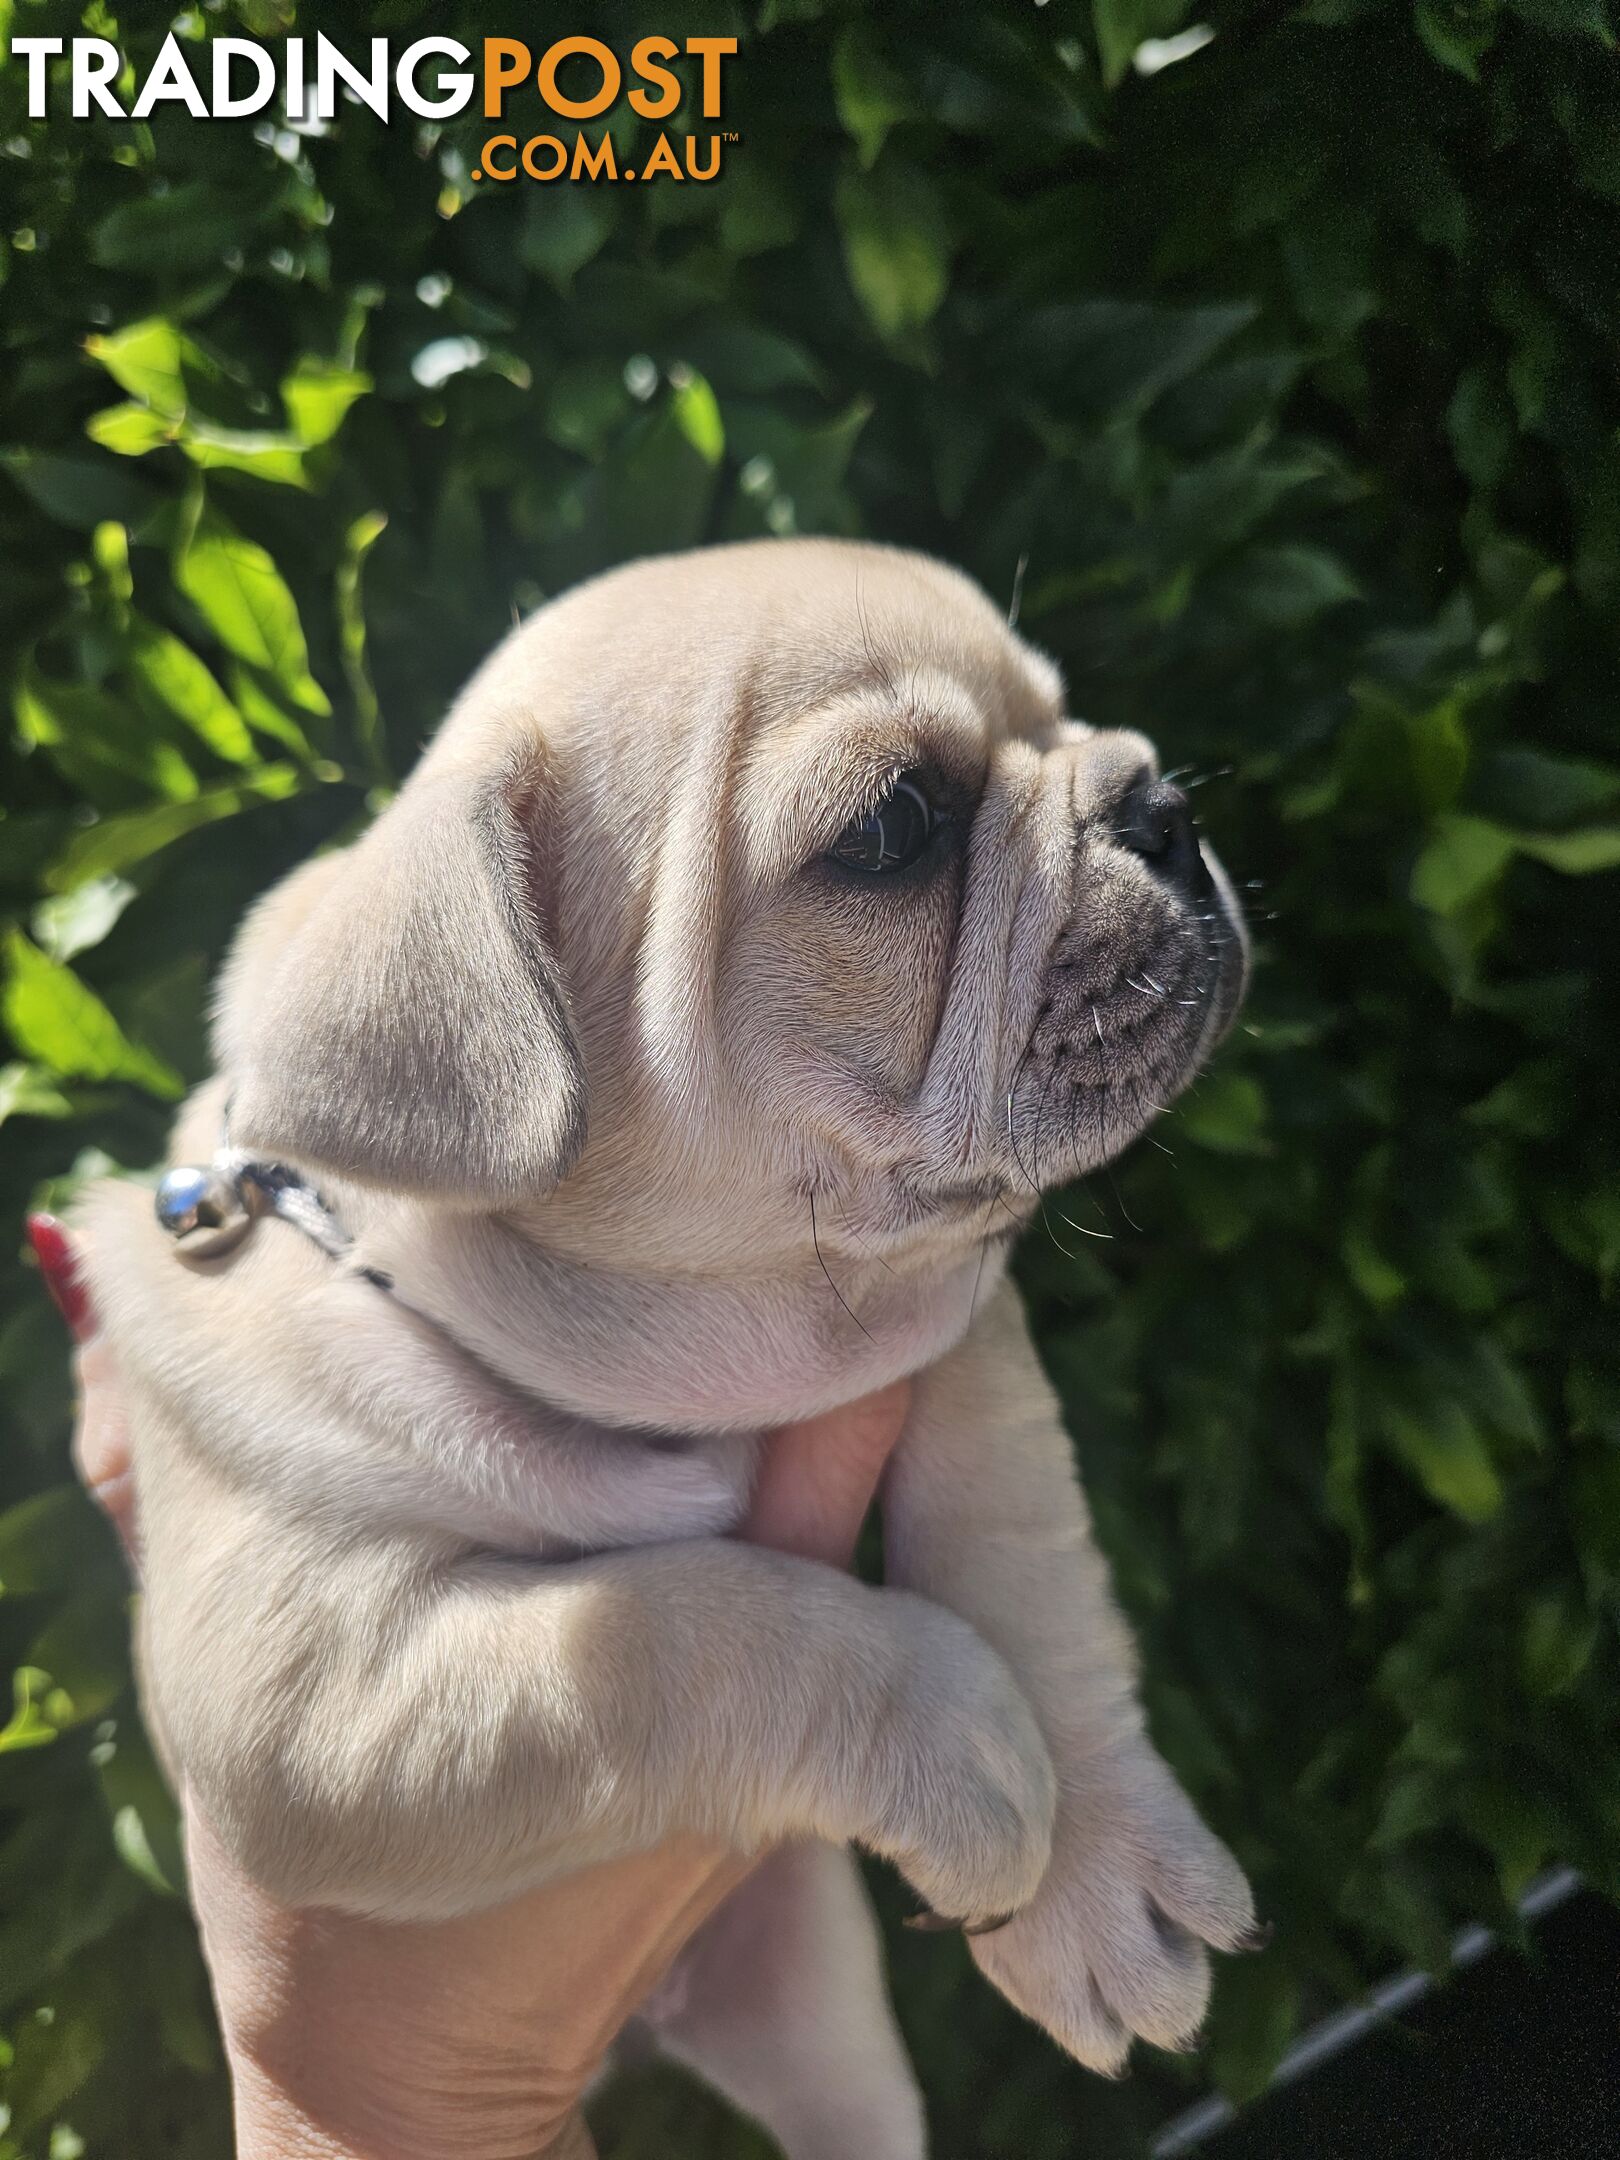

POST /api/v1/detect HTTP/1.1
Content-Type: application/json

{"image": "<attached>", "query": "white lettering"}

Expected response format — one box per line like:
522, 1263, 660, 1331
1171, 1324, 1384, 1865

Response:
284, 36, 307, 121
313, 35, 388, 122
212, 38, 276, 119
73, 39, 125, 120
131, 34, 208, 120
395, 37, 474, 119
11, 38, 64, 119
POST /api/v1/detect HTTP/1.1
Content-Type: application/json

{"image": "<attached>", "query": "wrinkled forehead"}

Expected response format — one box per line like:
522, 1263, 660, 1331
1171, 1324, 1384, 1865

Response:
456, 541, 1063, 770
740, 545, 1065, 745
437, 543, 1070, 893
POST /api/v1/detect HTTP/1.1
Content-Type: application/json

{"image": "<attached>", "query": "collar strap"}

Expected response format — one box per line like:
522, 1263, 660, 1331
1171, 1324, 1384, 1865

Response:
155, 1128, 356, 1268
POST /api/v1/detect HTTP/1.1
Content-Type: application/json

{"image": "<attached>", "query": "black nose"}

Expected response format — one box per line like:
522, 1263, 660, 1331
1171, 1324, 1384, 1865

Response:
1115, 772, 1204, 891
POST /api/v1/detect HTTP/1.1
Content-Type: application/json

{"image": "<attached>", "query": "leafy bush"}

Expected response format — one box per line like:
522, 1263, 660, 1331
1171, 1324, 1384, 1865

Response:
3, 1, 1619, 2154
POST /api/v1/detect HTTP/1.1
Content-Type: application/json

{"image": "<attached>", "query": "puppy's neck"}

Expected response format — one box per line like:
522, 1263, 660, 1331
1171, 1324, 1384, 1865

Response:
352, 1201, 1011, 1434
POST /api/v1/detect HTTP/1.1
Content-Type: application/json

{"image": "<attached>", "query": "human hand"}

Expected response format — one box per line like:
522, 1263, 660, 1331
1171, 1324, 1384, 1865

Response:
29, 1212, 913, 2160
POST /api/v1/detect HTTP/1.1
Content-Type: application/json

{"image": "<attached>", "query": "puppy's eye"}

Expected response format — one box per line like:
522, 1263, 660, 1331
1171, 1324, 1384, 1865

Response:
828, 772, 938, 874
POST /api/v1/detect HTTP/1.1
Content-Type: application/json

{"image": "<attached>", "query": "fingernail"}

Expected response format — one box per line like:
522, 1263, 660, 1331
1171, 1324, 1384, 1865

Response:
1236, 1919, 1274, 1953
26, 1213, 92, 1343
904, 1908, 1015, 1937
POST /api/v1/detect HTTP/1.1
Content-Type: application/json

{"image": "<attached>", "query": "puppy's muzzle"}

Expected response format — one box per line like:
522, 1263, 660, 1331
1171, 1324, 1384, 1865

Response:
1113, 772, 1211, 904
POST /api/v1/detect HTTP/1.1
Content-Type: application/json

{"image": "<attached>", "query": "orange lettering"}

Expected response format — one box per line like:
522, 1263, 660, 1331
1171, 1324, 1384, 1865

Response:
628, 35, 680, 120
685, 37, 736, 120
481, 38, 529, 120
538, 36, 619, 121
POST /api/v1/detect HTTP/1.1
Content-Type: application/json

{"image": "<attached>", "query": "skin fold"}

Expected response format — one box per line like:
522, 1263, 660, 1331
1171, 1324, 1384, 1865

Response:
83, 538, 1256, 2155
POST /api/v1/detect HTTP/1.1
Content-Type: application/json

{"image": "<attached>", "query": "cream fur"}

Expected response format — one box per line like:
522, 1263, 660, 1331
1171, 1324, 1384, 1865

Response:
83, 538, 1254, 2152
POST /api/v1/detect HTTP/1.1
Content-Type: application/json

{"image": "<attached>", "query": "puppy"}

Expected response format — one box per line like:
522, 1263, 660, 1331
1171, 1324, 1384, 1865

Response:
85, 539, 1255, 2157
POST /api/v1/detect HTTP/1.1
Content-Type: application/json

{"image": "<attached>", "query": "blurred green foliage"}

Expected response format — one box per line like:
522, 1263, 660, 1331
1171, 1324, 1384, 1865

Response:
3, 0, 1620, 2153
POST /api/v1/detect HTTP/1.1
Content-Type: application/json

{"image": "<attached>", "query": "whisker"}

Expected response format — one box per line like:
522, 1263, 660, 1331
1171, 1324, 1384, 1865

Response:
1054, 1199, 1113, 1240
968, 1221, 991, 1326
1106, 1168, 1144, 1235
1006, 1040, 1043, 1198
1036, 1062, 1118, 1244
854, 566, 896, 702
809, 1190, 872, 1341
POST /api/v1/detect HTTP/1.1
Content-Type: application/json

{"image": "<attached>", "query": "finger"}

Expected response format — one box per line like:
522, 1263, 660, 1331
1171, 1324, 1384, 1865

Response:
743, 1378, 912, 1565
27, 1212, 95, 1343
72, 1337, 139, 1566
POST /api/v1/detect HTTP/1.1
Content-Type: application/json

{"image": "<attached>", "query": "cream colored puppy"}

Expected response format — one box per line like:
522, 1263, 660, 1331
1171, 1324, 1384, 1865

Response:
85, 539, 1256, 2157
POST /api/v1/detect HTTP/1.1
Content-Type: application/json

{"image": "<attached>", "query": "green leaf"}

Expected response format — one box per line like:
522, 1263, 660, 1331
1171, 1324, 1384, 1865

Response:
1239, 543, 1361, 628
1447, 364, 1514, 488
110, 1805, 176, 1898
1344, 1222, 1406, 1307
41, 766, 306, 893
15, 668, 197, 805
175, 422, 309, 490
0, 1061, 75, 1127
280, 362, 371, 448
832, 27, 918, 166
25, 1589, 128, 1730
336, 511, 389, 784
228, 665, 317, 759
0, 1667, 59, 1752
1176, 1071, 1272, 1156
83, 319, 192, 417
1, 932, 182, 1096
32, 876, 137, 963
173, 507, 331, 717
1515, 826, 1620, 874
85, 402, 175, 458
1382, 1401, 1505, 1523
1415, 0, 1499, 78
670, 372, 725, 467
0, 1490, 108, 1598
0, 446, 157, 529
1093, 0, 1194, 88
1411, 813, 1516, 913
1471, 747, 1620, 826
96, 1724, 186, 1900
835, 157, 950, 341
1520, 1591, 1598, 1698
90, 182, 263, 279
519, 183, 618, 292
93, 519, 133, 609
125, 619, 256, 767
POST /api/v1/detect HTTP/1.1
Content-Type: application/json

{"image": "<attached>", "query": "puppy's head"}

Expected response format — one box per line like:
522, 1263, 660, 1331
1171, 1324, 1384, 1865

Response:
225, 541, 1245, 1273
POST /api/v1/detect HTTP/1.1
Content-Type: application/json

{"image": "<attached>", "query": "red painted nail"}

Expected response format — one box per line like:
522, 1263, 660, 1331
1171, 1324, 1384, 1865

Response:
26, 1213, 93, 1343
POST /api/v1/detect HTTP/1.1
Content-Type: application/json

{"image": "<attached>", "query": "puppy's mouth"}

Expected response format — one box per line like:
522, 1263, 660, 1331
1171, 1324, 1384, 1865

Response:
1007, 851, 1247, 1188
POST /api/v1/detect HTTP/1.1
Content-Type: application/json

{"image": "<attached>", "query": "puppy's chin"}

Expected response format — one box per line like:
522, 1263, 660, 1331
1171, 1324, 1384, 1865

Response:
1008, 845, 1248, 1184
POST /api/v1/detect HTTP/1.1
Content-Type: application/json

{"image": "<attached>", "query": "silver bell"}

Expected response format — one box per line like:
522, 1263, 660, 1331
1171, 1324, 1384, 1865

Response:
154, 1163, 253, 1260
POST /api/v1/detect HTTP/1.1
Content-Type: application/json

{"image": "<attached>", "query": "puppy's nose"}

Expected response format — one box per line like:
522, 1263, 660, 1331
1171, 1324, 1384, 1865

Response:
1115, 770, 1204, 892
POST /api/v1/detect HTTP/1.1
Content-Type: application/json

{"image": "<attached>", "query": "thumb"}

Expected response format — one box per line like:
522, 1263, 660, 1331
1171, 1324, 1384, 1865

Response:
27, 1215, 139, 1567
742, 1379, 912, 1567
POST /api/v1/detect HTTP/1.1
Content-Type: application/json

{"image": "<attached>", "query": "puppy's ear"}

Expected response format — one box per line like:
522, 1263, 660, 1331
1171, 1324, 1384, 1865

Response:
224, 754, 586, 1202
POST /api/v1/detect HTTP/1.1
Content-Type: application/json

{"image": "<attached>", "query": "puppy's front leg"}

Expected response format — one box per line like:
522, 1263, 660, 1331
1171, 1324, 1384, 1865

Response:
142, 1467, 1054, 1929
883, 1284, 1255, 2072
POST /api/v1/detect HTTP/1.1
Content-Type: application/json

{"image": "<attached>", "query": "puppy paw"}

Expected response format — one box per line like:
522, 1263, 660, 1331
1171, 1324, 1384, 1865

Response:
867, 1600, 1057, 1929
970, 1739, 1254, 2074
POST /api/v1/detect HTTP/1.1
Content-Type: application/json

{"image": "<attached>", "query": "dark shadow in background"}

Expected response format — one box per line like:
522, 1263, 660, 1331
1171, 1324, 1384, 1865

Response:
1198, 1891, 1620, 2160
